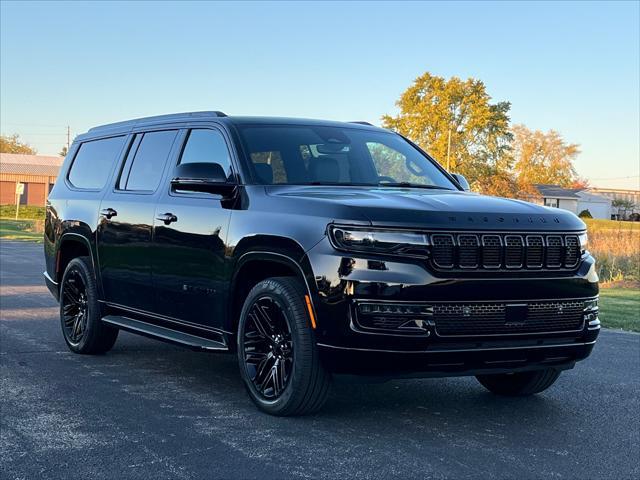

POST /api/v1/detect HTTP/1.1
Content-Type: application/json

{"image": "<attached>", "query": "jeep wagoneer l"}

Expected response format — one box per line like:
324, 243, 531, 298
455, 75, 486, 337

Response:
44, 111, 600, 415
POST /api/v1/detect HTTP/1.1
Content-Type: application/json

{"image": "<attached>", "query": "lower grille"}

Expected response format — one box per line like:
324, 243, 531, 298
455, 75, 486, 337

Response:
433, 300, 585, 336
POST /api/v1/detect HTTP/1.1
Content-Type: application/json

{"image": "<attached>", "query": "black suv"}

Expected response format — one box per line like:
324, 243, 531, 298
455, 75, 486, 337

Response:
44, 111, 600, 415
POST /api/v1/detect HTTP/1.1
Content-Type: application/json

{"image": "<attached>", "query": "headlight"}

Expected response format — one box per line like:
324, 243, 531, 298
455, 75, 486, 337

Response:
579, 232, 588, 254
329, 225, 429, 257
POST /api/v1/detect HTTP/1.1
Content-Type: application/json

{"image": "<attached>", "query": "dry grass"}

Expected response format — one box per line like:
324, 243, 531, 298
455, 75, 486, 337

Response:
585, 219, 640, 285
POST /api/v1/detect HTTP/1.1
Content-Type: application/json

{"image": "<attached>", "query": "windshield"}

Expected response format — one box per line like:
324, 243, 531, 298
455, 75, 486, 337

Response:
237, 125, 457, 190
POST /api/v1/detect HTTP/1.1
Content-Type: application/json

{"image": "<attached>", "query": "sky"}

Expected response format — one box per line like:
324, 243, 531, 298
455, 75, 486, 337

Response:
1, 0, 638, 189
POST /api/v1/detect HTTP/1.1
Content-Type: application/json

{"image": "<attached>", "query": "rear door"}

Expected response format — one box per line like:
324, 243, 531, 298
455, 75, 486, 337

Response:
150, 126, 234, 329
96, 129, 181, 312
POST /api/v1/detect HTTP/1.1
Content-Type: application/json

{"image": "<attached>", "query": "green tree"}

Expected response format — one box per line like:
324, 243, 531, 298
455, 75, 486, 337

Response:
59, 145, 68, 157
612, 198, 636, 220
0, 133, 37, 154
381, 72, 513, 189
511, 124, 579, 187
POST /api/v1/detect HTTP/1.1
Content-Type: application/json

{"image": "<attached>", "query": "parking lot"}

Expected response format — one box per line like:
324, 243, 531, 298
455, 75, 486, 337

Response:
1, 239, 638, 479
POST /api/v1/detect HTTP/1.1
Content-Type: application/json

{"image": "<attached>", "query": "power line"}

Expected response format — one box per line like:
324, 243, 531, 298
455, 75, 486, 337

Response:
0, 123, 67, 128
588, 174, 640, 180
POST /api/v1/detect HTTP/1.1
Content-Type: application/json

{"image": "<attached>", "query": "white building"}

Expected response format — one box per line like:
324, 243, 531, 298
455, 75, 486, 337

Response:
531, 184, 614, 220
575, 190, 612, 219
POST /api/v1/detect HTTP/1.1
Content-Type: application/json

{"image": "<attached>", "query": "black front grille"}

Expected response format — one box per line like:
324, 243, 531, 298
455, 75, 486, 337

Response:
525, 236, 544, 267
432, 235, 455, 268
429, 233, 582, 272
433, 300, 585, 336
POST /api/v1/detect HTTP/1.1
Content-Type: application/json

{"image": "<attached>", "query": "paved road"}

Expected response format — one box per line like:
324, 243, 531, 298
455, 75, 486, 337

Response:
1, 240, 638, 480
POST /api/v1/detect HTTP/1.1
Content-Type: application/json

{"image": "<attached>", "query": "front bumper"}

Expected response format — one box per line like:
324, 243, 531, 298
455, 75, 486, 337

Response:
305, 237, 600, 376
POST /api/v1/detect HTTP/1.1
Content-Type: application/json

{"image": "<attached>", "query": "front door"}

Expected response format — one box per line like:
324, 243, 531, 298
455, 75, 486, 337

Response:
97, 129, 180, 312
151, 127, 234, 330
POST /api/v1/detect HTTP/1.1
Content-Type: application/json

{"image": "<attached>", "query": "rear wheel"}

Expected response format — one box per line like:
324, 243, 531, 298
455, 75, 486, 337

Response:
60, 256, 118, 354
237, 277, 331, 416
476, 369, 561, 396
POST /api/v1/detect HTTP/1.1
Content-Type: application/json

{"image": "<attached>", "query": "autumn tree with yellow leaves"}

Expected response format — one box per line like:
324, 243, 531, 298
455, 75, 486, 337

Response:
382, 72, 581, 197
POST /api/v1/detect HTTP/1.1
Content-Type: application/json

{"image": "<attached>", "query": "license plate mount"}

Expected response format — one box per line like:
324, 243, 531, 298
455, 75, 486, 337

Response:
505, 303, 528, 325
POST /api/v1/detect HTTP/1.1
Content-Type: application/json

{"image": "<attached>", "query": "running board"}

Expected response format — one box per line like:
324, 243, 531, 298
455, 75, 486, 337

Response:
101, 315, 228, 351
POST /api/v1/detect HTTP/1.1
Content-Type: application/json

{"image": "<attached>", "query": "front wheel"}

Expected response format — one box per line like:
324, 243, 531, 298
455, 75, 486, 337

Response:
476, 369, 561, 396
237, 277, 331, 416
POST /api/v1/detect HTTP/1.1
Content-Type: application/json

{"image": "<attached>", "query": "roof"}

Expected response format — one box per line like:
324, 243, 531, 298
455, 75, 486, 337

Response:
81, 111, 386, 139
0, 153, 64, 177
532, 184, 580, 199
589, 187, 640, 195
575, 190, 612, 204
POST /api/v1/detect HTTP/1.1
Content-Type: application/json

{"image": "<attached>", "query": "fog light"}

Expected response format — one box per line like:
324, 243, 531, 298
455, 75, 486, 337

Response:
358, 302, 433, 316
355, 301, 433, 335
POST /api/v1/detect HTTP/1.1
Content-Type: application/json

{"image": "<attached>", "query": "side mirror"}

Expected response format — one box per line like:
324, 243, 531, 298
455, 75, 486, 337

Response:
171, 162, 235, 196
451, 173, 470, 192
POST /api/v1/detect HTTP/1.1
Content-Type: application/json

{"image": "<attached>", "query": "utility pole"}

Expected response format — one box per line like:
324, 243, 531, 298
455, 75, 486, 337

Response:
66, 126, 70, 151
446, 125, 452, 171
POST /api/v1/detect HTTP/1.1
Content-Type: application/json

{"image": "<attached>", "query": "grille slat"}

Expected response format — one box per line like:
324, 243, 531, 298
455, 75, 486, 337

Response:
546, 235, 564, 268
525, 235, 544, 268
504, 236, 524, 268
432, 235, 455, 268
458, 234, 479, 268
481, 235, 502, 269
433, 300, 585, 336
565, 236, 580, 267
429, 232, 583, 272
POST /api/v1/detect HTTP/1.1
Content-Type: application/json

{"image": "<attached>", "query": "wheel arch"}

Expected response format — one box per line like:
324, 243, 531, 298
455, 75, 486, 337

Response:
226, 248, 318, 336
56, 232, 96, 284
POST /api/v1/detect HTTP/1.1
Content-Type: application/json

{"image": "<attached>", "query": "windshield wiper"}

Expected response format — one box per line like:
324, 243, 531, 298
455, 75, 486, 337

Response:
300, 181, 376, 187
378, 182, 453, 190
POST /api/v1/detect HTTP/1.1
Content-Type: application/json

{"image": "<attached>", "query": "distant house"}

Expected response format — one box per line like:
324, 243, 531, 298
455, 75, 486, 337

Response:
588, 187, 640, 220
0, 153, 64, 206
530, 184, 614, 220
575, 190, 612, 219
531, 184, 580, 212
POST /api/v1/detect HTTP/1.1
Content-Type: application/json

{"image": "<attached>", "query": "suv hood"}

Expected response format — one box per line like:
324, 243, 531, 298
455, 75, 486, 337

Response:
268, 186, 586, 232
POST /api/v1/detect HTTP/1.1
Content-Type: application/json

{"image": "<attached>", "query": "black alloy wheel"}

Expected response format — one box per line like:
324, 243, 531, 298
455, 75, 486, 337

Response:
61, 269, 89, 345
243, 296, 294, 399
238, 277, 331, 416
59, 256, 118, 354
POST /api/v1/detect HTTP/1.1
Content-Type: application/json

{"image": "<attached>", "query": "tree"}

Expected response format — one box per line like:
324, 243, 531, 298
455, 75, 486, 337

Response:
59, 145, 68, 157
511, 125, 579, 187
0, 133, 37, 154
382, 72, 513, 190
612, 199, 636, 220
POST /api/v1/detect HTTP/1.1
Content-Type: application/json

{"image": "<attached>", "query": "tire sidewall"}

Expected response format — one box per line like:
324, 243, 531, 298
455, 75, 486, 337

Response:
237, 278, 313, 414
60, 257, 101, 353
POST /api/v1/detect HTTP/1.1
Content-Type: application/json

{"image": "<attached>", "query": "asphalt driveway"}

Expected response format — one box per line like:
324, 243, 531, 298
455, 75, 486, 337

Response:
1, 240, 638, 479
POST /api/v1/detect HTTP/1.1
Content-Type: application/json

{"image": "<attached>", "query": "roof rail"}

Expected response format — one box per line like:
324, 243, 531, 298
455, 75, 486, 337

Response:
87, 111, 228, 133
349, 121, 374, 126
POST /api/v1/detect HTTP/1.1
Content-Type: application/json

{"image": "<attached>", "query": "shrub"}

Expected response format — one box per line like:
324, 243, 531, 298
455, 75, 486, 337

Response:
578, 209, 593, 218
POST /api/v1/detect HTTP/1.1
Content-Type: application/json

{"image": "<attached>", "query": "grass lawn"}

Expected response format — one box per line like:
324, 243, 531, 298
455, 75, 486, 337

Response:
599, 288, 640, 332
0, 219, 43, 242
584, 218, 640, 231
0, 205, 46, 220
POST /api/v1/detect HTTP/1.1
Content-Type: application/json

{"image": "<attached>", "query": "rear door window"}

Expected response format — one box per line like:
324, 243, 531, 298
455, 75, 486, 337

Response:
67, 136, 126, 189
118, 130, 178, 192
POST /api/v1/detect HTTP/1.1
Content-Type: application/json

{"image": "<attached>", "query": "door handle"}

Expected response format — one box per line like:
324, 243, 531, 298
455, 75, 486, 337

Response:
100, 208, 117, 219
156, 213, 178, 225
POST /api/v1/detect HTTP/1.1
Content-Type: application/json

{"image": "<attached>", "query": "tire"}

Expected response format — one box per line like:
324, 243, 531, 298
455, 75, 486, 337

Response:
237, 276, 331, 416
476, 369, 561, 396
59, 256, 118, 354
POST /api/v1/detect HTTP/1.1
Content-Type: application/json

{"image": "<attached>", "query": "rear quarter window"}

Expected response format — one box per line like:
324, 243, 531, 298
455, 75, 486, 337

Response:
67, 136, 126, 189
